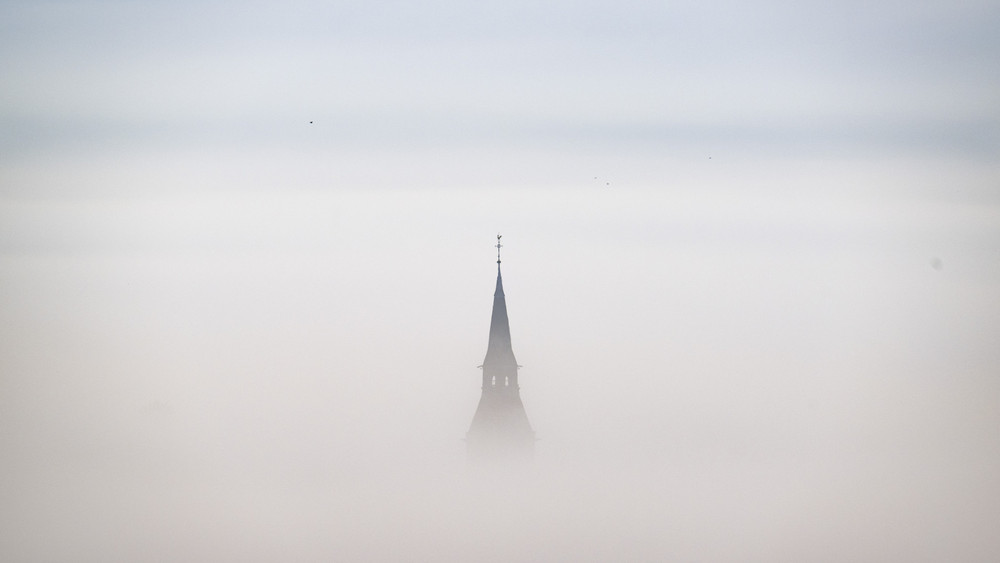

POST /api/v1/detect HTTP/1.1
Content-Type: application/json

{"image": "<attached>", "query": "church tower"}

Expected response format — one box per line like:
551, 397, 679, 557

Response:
467, 234, 535, 460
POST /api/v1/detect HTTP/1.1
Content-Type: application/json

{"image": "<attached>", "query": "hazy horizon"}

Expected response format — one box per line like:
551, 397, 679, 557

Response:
2, 1, 999, 561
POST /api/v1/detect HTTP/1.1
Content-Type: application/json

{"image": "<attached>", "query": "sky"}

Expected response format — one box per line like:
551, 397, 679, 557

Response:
1, 1, 999, 561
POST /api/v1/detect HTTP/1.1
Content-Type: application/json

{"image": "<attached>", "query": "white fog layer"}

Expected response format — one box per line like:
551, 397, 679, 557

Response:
2, 1, 998, 561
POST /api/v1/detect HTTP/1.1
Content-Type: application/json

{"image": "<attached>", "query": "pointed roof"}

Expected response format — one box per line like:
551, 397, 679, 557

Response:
483, 264, 517, 367
468, 245, 534, 456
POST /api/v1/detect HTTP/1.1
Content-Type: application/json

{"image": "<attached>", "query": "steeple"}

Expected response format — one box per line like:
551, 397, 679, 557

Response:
467, 234, 534, 461
484, 254, 516, 368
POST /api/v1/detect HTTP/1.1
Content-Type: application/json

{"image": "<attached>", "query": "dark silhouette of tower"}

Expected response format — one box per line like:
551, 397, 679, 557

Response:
467, 235, 535, 461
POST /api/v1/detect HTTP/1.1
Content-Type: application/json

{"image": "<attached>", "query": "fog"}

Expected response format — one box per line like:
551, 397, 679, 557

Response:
2, 1, 999, 561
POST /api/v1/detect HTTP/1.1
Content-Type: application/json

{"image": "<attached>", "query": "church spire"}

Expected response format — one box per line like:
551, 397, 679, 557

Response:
484, 235, 516, 368
467, 235, 534, 461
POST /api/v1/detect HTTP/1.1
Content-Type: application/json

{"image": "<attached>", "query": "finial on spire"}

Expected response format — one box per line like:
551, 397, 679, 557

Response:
496, 233, 503, 264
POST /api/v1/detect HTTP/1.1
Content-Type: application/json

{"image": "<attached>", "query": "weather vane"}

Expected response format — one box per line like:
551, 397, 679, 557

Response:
496, 233, 503, 264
